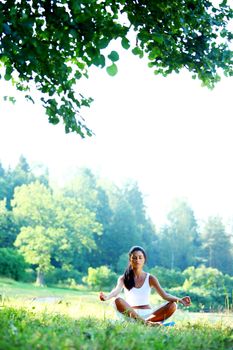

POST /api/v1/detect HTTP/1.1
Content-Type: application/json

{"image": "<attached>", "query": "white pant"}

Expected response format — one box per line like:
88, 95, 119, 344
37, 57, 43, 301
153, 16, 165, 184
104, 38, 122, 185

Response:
113, 302, 172, 322
114, 306, 153, 322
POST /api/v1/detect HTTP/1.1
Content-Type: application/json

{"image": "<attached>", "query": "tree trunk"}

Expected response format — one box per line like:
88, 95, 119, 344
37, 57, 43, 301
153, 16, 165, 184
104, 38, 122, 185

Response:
36, 269, 45, 286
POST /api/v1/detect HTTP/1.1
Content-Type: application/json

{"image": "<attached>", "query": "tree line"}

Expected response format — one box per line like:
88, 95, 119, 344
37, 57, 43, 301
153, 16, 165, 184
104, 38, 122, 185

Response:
0, 156, 232, 286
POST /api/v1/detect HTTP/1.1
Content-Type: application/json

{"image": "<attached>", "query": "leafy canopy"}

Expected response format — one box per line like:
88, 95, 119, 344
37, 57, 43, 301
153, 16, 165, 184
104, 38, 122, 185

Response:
13, 181, 102, 280
0, 0, 232, 137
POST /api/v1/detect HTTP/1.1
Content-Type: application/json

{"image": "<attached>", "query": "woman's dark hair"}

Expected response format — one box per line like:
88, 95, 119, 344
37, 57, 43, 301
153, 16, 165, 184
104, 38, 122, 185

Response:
123, 246, 147, 290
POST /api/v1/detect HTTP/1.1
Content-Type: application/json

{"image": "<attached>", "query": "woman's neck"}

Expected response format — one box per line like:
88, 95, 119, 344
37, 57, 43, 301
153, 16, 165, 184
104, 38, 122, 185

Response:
133, 268, 144, 277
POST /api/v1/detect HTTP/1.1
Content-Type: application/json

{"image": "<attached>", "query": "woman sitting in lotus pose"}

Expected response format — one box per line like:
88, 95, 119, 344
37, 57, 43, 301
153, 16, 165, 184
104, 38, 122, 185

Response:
99, 246, 191, 326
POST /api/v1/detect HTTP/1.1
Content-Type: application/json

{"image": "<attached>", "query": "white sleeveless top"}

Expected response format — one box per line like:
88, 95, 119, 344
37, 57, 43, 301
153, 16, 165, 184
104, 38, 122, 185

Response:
124, 273, 151, 306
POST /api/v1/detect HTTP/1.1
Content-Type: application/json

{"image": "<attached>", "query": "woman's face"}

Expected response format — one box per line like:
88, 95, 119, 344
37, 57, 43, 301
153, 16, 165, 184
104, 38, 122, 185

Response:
129, 250, 145, 268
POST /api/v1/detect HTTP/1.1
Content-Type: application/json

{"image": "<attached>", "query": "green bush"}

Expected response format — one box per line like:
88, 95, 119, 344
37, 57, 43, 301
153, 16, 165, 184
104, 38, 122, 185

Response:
170, 286, 232, 312
148, 265, 233, 311
0, 248, 28, 280
45, 268, 83, 286
83, 266, 117, 291
149, 266, 185, 289
21, 268, 36, 283
183, 265, 233, 297
173, 265, 233, 311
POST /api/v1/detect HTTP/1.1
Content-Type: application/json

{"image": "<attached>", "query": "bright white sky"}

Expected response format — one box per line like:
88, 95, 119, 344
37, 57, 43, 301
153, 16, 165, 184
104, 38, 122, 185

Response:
0, 46, 233, 228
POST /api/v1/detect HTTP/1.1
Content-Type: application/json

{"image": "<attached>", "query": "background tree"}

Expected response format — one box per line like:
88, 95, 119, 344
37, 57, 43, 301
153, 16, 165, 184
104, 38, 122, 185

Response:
64, 168, 99, 212
62, 168, 112, 268
0, 162, 7, 201
1, 156, 232, 283
0, 247, 27, 281
85, 186, 113, 268
107, 197, 140, 268
1, 1, 232, 136
0, 156, 49, 209
13, 181, 101, 284
83, 265, 117, 291
53, 193, 102, 272
12, 180, 54, 227
12, 181, 57, 285
201, 216, 233, 275
158, 199, 201, 270
15, 226, 59, 285
122, 181, 159, 268
5, 156, 34, 209
0, 199, 20, 248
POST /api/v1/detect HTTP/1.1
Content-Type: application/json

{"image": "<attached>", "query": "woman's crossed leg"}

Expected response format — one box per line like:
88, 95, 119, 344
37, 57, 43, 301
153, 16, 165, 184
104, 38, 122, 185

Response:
114, 297, 177, 325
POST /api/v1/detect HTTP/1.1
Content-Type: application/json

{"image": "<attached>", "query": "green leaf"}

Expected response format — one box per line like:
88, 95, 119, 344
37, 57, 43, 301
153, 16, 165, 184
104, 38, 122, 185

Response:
108, 51, 119, 62
4, 66, 13, 81
9, 96, 16, 104
97, 37, 109, 49
76, 61, 86, 70
121, 37, 130, 50
3, 96, 16, 103
148, 48, 161, 60
220, 0, 227, 7
106, 63, 118, 76
93, 54, 105, 68
75, 70, 82, 79
148, 62, 154, 68
22, 19, 34, 29
86, 46, 98, 59
25, 95, 35, 103
0, 55, 9, 64
3, 23, 11, 35
152, 33, 163, 44
132, 47, 144, 58
70, 29, 78, 38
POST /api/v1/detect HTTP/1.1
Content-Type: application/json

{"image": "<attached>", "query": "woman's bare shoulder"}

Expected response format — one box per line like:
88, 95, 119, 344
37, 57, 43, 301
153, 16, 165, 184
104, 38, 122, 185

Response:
149, 274, 158, 285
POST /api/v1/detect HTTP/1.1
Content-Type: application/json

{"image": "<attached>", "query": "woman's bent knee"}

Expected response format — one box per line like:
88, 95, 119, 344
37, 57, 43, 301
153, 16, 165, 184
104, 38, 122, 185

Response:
114, 297, 130, 313
115, 297, 124, 306
168, 301, 177, 314
114, 297, 126, 310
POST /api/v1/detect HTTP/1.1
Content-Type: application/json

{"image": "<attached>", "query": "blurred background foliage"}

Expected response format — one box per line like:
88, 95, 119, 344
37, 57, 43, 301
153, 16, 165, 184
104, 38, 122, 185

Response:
0, 156, 232, 310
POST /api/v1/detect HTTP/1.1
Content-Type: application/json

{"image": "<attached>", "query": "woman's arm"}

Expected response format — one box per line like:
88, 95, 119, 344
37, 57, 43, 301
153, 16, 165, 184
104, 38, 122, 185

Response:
99, 276, 124, 301
149, 275, 191, 306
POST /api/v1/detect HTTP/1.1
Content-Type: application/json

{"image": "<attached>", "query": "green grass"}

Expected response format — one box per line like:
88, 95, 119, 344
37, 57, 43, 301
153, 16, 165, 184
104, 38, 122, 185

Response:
0, 277, 232, 350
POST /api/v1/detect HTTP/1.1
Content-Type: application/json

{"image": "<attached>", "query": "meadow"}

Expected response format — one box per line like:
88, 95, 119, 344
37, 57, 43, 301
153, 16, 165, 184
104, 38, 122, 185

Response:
0, 277, 232, 350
